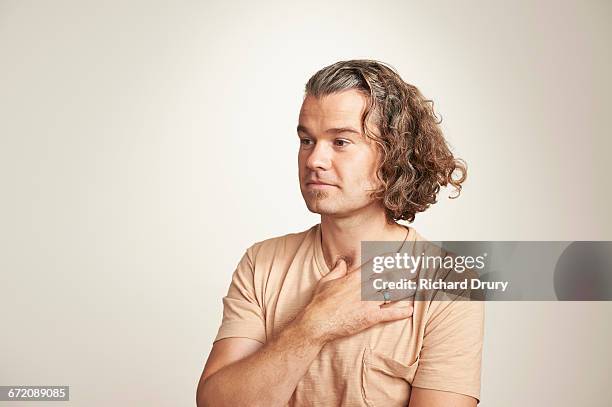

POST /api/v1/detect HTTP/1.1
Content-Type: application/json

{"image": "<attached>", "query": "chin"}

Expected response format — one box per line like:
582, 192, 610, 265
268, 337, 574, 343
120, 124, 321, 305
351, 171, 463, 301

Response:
304, 196, 380, 218
304, 200, 351, 217
304, 199, 336, 215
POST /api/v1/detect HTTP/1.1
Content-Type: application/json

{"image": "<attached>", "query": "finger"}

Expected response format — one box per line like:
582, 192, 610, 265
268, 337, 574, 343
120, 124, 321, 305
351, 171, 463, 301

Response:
360, 277, 417, 303
377, 304, 414, 323
320, 258, 348, 282
362, 289, 414, 305
361, 279, 384, 301
346, 263, 362, 275
379, 297, 415, 309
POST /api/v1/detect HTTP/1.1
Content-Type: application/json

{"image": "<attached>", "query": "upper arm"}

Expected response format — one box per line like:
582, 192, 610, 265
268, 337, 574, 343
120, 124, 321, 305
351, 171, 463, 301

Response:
411, 298, 484, 402
213, 247, 267, 344
197, 337, 264, 397
409, 387, 477, 407
198, 245, 267, 400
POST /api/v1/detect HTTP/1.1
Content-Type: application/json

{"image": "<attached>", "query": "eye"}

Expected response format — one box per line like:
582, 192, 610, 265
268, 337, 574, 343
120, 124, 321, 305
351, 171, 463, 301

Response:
299, 138, 313, 147
334, 139, 350, 148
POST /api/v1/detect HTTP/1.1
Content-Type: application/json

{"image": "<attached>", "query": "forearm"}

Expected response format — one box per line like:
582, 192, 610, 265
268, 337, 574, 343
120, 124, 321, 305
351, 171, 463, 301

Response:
197, 320, 324, 407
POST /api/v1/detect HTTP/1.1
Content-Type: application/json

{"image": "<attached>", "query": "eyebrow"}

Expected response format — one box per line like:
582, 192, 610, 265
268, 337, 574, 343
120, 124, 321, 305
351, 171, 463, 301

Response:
297, 124, 361, 136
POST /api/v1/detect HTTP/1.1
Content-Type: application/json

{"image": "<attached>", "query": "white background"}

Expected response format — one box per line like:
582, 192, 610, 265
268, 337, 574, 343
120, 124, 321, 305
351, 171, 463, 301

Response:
1, 0, 611, 405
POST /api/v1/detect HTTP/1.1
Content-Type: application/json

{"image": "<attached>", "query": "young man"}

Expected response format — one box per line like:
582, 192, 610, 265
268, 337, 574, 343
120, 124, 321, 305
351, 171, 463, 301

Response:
196, 60, 484, 407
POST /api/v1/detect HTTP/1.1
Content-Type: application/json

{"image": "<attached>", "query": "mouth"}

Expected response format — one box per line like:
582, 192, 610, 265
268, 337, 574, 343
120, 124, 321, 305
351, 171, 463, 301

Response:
305, 181, 337, 189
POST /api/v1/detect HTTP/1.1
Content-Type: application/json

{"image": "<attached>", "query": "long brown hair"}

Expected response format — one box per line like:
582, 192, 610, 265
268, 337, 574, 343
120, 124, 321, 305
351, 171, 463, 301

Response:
305, 59, 467, 223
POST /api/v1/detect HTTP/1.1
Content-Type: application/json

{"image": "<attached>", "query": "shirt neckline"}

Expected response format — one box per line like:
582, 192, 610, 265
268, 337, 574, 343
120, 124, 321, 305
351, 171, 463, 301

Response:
313, 222, 417, 277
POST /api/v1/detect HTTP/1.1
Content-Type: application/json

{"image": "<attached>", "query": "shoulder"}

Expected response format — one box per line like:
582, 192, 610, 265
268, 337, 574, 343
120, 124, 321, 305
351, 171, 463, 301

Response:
246, 224, 319, 260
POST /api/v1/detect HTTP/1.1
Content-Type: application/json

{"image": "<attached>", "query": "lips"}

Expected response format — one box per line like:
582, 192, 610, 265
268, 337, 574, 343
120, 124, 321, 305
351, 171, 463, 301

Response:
306, 181, 335, 186
305, 178, 338, 187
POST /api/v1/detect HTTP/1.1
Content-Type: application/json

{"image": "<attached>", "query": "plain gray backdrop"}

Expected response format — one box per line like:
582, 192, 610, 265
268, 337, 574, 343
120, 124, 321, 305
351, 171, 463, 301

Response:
1, 1, 610, 406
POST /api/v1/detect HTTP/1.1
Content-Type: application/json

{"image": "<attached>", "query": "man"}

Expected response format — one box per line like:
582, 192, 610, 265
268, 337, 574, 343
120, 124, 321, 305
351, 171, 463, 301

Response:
196, 60, 484, 406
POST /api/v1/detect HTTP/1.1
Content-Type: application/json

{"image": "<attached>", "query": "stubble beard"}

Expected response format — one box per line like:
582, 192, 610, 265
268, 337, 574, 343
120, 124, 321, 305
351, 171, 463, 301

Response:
311, 190, 329, 200
303, 188, 334, 214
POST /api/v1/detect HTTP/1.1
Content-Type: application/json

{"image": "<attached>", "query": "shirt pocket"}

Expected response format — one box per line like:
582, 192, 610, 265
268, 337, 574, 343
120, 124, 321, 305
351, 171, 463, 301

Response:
360, 347, 419, 407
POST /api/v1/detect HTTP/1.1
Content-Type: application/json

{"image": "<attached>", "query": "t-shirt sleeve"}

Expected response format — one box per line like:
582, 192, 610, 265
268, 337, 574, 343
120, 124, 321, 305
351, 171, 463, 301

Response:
412, 295, 485, 403
213, 246, 266, 344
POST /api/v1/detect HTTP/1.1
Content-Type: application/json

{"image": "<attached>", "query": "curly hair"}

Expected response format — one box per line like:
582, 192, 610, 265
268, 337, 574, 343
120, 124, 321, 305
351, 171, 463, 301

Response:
304, 59, 467, 223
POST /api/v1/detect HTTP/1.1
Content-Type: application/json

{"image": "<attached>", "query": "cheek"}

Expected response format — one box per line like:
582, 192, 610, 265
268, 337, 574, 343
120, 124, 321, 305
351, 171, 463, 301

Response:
297, 153, 306, 173
351, 152, 380, 186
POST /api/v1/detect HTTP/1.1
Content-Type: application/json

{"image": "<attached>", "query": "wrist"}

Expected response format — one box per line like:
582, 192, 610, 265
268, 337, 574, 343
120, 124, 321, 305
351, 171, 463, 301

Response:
289, 310, 329, 348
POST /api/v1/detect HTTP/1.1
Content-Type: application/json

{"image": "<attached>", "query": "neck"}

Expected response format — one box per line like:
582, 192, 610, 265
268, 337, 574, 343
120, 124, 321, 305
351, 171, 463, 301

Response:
319, 204, 408, 271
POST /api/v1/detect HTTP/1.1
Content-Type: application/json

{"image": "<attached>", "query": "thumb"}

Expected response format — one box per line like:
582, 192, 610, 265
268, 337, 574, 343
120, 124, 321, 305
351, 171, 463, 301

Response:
320, 258, 349, 282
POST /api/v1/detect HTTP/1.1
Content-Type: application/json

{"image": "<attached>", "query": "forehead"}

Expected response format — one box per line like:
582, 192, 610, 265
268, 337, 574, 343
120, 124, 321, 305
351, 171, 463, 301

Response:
298, 89, 368, 129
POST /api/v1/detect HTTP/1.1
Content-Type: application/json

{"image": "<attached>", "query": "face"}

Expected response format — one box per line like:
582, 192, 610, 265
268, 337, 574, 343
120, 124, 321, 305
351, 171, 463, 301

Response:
297, 89, 382, 218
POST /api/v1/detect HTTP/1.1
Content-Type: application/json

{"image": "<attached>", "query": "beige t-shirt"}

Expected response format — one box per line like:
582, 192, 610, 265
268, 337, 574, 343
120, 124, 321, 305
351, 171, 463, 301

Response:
214, 224, 484, 406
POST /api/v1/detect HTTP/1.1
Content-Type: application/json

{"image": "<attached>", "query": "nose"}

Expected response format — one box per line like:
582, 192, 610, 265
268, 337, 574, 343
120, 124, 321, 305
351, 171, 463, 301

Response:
305, 141, 332, 171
